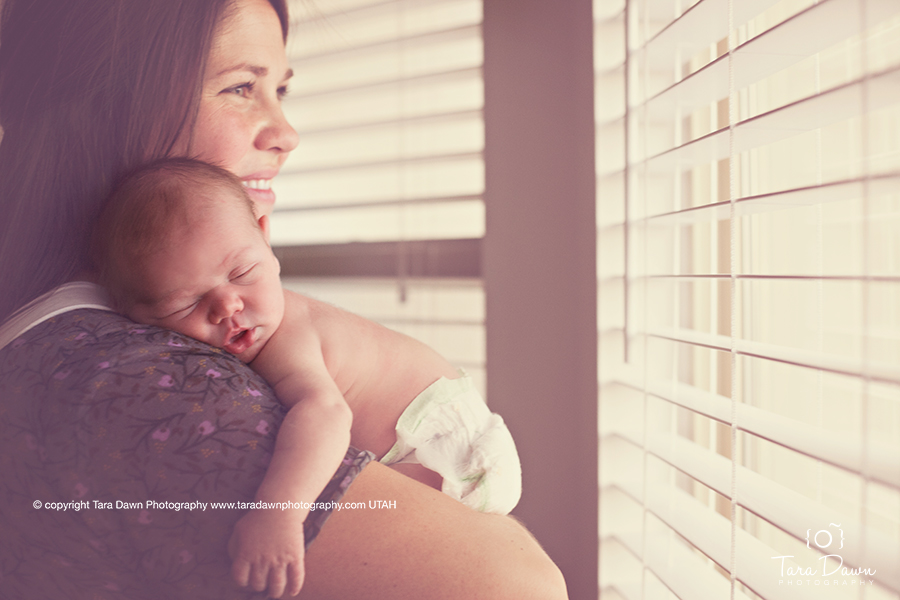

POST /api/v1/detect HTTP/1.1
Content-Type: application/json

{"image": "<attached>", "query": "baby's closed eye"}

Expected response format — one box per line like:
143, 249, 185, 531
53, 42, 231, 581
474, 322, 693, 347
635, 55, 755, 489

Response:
232, 265, 257, 282
155, 299, 200, 320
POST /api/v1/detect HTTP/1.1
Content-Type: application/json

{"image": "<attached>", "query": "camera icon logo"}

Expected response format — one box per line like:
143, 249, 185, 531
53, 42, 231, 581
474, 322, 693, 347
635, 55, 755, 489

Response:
806, 523, 844, 550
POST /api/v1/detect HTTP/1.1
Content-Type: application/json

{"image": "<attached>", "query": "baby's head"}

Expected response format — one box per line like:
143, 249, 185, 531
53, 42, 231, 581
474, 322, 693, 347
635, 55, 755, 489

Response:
94, 158, 284, 362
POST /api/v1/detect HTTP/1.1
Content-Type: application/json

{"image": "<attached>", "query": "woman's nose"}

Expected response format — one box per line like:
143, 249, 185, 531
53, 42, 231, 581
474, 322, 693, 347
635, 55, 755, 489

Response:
210, 290, 244, 324
255, 103, 299, 154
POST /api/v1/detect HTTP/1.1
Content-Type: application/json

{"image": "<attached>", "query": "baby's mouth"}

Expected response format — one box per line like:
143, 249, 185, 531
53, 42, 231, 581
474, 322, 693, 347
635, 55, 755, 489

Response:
224, 327, 256, 356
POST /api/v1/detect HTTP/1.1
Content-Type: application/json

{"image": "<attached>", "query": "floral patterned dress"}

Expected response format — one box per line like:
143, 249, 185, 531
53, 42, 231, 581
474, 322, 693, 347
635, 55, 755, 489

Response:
0, 308, 372, 599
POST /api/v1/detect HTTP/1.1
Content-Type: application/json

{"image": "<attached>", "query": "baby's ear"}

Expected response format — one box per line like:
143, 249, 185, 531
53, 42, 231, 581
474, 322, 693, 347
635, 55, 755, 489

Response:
258, 214, 271, 243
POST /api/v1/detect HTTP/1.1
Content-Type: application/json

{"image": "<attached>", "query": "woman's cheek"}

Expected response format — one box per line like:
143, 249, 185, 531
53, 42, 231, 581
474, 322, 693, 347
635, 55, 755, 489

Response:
192, 105, 250, 172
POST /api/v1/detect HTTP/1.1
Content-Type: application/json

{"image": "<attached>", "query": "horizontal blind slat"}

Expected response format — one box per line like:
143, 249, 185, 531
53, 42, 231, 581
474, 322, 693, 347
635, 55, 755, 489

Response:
640, 0, 900, 115
634, 67, 900, 170
604, 521, 753, 600
283, 150, 483, 177
732, 0, 900, 90
600, 585, 640, 600
610, 479, 847, 600
635, 174, 900, 225
634, 0, 779, 68
283, 66, 482, 103
643, 529, 749, 600
643, 328, 900, 385
291, 22, 482, 63
292, 0, 478, 22
274, 158, 484, 207
270, 199, 484, 245
290, 0, 481, 57
274, 193, 483, 213
292, 108, 483, 138
606, 375, 900, 487
643, 55, 728, 121
606, 430, 900, 593
598, 170, 900, 219
635, 274, 900, 282
638, 378, 900, 488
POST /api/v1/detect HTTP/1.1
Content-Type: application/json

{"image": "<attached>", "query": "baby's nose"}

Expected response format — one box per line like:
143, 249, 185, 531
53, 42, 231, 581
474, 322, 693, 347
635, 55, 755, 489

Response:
211, 290, 243, 323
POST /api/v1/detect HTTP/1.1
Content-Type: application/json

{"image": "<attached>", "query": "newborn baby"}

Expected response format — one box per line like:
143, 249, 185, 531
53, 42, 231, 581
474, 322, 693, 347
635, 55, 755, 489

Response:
92, 158, 521, 598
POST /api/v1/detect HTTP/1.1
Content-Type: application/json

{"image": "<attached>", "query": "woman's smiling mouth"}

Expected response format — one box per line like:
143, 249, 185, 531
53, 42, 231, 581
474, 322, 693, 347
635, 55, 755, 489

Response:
242, 179, 271, 191
241, 178, 277, 214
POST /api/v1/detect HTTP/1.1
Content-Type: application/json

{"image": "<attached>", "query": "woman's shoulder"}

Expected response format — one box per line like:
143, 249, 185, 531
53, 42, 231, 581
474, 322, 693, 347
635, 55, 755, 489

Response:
0, 307, 283, 452
1, 307, 273, 397
0, 308, 284, 598
0, 305, 284, 464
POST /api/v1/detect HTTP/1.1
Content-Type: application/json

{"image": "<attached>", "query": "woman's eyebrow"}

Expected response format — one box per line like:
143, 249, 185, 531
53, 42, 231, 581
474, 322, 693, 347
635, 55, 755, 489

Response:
214, 64, 294, 81
215, 63, 267, 78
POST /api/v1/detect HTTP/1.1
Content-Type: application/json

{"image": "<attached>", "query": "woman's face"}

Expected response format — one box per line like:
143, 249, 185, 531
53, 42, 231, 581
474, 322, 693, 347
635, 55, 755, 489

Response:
185, 0, 298, 217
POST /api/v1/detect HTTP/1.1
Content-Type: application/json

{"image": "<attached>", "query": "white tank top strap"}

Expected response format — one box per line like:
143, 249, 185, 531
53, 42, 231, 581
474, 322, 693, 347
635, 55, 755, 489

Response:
0, 282, 113, 351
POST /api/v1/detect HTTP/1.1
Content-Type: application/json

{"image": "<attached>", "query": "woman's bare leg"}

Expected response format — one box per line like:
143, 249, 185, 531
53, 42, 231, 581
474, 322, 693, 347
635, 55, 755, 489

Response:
388, 462, 443, 490
298, 462, 568, 600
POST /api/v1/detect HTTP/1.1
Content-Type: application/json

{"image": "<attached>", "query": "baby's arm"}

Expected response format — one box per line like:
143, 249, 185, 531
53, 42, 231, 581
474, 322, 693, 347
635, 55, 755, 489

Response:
228, 296, 353, 598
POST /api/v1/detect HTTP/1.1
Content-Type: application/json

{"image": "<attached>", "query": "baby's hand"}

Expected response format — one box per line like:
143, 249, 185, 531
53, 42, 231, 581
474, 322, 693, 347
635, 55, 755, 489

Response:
228, 509, 306, 598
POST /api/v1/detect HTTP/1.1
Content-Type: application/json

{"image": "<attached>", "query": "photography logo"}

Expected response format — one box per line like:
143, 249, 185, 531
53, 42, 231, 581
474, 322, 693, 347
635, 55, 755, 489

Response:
773, 522, 877, 588
806, 523, 844, 551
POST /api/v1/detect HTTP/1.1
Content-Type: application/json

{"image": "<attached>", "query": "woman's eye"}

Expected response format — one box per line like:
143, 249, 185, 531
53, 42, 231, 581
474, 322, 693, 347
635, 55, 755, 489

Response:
225, 82, 254, 97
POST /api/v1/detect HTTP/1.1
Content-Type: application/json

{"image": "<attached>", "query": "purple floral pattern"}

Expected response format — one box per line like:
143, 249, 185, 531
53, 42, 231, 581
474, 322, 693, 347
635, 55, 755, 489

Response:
0, 309, 372, 599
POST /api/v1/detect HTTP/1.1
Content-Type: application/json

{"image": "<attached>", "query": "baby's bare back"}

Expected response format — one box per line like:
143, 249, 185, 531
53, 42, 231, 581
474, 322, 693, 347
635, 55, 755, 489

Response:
254, 289, 458, 458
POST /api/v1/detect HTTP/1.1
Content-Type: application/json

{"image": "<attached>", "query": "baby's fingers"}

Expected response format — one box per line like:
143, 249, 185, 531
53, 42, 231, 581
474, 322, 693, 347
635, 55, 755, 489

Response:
231, 557, 251, 589
286, 560, 305, 597
249, 563, 271, 593
265, 565, 288, 599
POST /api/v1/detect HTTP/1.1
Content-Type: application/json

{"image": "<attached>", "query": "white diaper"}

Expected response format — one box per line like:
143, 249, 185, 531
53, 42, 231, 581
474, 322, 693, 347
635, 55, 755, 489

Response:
380, 372, 522, 515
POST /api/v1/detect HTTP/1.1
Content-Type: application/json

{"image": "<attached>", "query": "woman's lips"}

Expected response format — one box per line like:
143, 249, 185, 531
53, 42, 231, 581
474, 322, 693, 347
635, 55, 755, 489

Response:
242, 180, 276, 213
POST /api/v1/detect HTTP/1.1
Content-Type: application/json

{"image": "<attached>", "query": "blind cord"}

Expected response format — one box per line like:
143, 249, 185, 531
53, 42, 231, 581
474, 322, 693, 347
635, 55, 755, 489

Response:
727, 0, 738, 597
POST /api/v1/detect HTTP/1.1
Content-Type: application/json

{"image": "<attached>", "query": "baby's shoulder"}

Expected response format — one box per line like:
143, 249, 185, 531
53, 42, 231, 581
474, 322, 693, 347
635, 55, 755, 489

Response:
278, 289, 387, 365
282, 289, 360, 333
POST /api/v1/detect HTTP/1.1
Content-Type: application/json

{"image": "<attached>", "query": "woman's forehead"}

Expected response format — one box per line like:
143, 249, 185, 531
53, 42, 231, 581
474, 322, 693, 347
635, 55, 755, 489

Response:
208, 0, 288, 72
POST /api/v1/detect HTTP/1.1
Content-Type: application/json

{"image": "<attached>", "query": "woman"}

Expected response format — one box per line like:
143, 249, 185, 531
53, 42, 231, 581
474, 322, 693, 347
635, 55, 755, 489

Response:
0, 0, 568, 598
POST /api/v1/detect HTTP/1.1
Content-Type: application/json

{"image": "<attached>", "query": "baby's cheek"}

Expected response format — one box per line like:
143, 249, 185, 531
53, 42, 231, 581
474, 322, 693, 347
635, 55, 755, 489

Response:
165, 318, 216, 348
190, 325, 219, 347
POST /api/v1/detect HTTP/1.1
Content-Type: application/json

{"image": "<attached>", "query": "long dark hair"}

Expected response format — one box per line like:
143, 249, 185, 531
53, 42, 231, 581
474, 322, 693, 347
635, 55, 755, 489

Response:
0, 0, 288, 321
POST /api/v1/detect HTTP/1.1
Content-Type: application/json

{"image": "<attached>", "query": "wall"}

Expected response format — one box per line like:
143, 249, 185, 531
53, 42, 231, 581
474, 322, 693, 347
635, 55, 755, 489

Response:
483, 1, 598, 598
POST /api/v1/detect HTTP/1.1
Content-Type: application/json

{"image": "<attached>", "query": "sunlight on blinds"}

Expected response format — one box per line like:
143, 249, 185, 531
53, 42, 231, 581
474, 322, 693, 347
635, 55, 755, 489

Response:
595, 0, 900, 598
271, 0, 485, 246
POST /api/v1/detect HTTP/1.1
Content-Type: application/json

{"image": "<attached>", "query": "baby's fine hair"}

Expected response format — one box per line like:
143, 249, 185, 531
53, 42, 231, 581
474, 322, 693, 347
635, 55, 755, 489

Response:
92, 157, 259, 306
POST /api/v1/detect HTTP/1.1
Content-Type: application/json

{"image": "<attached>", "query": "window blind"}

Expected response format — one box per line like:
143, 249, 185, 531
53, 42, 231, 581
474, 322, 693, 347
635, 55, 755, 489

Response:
272, 0, 485, 246
273, 0, 486, 391
595, 0, 900, 599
